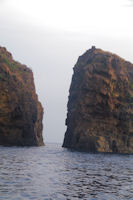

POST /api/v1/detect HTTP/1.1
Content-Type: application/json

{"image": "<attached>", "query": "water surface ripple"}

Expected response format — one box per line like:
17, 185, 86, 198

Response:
0, 143, 133, 200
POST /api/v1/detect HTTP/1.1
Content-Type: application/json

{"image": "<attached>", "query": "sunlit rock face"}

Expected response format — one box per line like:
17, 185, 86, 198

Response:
0, 47, 44, 146
63, 47, 133, 153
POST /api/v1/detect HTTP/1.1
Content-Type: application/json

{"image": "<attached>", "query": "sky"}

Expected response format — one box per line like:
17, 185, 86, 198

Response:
0, 0, 133, 143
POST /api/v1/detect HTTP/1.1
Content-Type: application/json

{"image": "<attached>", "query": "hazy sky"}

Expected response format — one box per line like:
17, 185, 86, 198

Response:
0, 0, 133, 143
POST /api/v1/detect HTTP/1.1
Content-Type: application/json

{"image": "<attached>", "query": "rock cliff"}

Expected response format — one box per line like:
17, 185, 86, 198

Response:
0, 47, 44, 146
63, 46, 133, 153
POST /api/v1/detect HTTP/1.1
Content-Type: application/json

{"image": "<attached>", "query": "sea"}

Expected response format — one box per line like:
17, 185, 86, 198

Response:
0, 143, 133, 200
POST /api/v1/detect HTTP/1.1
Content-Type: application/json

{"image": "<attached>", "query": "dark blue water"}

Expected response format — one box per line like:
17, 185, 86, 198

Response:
0, 143, 133, 200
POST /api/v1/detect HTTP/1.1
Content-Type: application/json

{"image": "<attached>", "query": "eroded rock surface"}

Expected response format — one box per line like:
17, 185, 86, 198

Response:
63, 46, 133, 153
0, 47, 44, 146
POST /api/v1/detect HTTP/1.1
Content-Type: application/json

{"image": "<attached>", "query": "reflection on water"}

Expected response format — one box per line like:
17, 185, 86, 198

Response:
0, 143, 133, 200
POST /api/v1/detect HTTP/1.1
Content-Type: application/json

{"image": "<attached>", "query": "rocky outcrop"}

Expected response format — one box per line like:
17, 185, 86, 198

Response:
0, 47, 44, 146
63, 46, 133, 154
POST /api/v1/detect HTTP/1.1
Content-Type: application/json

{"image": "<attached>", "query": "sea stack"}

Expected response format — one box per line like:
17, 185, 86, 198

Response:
63, 46, 133, 153
0, 47, 44, 146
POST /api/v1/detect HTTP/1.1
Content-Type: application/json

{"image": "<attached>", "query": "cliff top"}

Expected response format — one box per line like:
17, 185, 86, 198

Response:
74, 46, 133, 74
77, 46, 132, 65
0, 46, 31, 73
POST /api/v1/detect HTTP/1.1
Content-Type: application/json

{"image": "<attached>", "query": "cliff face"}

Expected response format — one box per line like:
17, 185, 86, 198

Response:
63, 47, 133, 153
0, 47, 44, 146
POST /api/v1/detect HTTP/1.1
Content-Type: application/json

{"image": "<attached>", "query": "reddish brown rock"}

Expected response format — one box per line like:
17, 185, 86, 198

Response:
63, 47, 133, 153
0, 47, 44, 146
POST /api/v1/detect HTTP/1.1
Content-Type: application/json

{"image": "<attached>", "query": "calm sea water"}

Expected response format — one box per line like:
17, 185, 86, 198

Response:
0, 143, 133, 200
